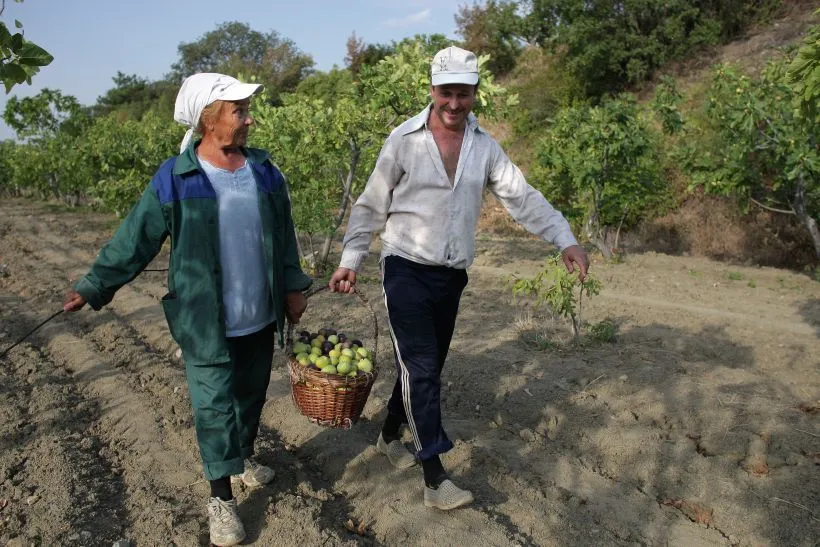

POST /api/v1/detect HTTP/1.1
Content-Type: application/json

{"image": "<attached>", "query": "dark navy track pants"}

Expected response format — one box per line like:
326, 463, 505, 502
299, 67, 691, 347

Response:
381, 255, 468, 460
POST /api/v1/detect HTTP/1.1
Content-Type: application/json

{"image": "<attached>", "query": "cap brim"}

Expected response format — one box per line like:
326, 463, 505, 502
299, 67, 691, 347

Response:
219, 82, 264, 101
431, 73, 479, 86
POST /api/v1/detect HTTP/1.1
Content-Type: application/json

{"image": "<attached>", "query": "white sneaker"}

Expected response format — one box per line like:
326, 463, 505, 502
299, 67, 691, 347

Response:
207, 497, 246, 546
376, 433, 417, 469
231, 457, 275, 488
424, 479, 474, 510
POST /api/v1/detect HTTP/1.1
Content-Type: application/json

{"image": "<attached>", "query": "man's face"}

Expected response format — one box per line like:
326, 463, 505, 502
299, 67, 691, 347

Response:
212, 99, 253, 148
430, 84, 476, 130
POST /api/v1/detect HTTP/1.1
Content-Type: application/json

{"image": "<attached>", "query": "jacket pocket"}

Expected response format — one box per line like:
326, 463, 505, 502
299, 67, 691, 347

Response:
160, 292, 183, 345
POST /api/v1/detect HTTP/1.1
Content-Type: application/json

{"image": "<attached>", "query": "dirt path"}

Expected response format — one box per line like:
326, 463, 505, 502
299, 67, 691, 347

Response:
1, 201, 818, 546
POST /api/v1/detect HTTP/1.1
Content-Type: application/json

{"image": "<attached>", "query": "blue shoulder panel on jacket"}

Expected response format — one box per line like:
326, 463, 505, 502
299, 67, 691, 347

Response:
151, 157, 217, 205
253, 160, 285, 193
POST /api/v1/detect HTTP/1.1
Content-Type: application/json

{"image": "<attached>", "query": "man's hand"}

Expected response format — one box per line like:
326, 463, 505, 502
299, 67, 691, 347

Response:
63, 290, 87, 312
561, 245, 590, 282
328, 267, 357, 294
285, 291, 308, 324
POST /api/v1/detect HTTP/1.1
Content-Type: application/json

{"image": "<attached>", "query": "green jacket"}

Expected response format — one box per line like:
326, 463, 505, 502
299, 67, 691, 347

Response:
74, 142, 312, 364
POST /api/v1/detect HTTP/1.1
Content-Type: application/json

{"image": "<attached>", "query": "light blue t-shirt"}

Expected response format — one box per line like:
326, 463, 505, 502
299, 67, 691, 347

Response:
199, 156, 274, 337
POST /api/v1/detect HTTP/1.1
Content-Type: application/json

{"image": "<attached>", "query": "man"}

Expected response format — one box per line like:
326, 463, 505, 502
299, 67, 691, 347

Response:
328, 46, 588, 511
63, 73, 312, 546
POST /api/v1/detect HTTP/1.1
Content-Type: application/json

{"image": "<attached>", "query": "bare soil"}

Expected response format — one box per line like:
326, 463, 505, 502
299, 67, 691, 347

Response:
0, 200, 818, 546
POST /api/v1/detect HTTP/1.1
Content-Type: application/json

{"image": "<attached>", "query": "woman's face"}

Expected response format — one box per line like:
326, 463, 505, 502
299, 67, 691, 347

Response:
208, 99, 253, 149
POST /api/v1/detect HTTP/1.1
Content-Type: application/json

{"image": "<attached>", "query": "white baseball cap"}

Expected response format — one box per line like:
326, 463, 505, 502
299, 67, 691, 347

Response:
431, 46, 479, 86
174, 73, 263, 152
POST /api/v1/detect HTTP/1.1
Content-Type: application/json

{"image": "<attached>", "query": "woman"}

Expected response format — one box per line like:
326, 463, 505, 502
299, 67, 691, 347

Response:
63, 73, 312, 546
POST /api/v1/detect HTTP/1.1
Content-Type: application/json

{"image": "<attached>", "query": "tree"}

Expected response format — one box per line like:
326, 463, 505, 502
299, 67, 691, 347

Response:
0, 138, 17, 194
455, 0, 524, 76
3, 88, 89, 140
686, 59, 820, 259
171, 21, 314, 104
522, 0, 725, 96
3, 88, 94, 205
534, 95, 668, 258
509, 0, 784, 98
0, 0, 52, 93
85, 111, 183, 215
93, 72, 177, 121
295, 68, 355, 103
787, 11, 820, 124
510, 253, 602, 338
344, 32, 393, 77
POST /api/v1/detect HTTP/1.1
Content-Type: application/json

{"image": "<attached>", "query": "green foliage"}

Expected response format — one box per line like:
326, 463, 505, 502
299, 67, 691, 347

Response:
3, 88, 89, 139
2, 88, 95, 205
651, 76, 684, 135
787, 14, 820, 123
0, 139, 14, 193
93, 72, 177, 121
455, 0, 524, 76
510, 254, 601, 337
682, 59, 820, 257
521, 0, 722, 96
506, 0, 783, 98
4, 140, 50, 197
2, 97, 180, 211
344, 32, 394, 76
586, 319, 617, 343
360, 37, 517, 120
0, 1, 53, 93
534, 95, 669, 257
294, 68, 355, 103
522, 330, 557, 351
507, 47, 579, 134
171, 21, 314, 104
85, 112, 183, 215
727, 271, 744, 281
251, 94, 370, 237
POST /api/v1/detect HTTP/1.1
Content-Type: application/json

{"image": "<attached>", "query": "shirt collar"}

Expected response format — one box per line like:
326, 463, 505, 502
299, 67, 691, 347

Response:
399, 104, 482, 136
172, 139, 271, 176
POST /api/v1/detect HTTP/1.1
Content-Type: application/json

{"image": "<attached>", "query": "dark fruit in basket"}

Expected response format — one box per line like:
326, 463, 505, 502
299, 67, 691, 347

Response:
338, 333, 347, 343
325, 327, 337, 336
298, 335, 310, 344
299, 330, 311, 339
351, 339, 363, 347
321, 341, 334, 354
318, 328, 329, 337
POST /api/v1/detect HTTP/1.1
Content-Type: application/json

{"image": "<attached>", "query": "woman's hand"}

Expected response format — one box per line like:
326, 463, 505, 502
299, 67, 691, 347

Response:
285, 291, 308, 324
63, 290, 87, 312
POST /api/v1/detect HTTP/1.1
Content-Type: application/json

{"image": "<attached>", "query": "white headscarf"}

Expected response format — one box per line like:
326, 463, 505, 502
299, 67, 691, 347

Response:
173, 73, 263, 153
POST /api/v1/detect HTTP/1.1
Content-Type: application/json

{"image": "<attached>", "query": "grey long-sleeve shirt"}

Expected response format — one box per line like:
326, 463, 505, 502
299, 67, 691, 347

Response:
339, 105, 578, 272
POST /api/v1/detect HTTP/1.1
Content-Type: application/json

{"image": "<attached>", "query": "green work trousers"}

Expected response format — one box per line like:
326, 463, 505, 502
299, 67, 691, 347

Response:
184, 322, 275, 481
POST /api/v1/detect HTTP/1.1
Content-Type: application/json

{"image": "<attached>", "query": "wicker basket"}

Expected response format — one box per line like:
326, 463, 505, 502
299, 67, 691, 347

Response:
286, 290, 379, 429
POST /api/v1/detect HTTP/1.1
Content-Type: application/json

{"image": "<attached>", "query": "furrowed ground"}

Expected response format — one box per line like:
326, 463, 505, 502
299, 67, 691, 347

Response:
0, 199, 818, 546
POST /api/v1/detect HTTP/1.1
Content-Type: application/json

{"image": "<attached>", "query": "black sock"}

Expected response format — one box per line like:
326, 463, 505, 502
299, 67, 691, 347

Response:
209, 477, 232, 501
381, 412, 403, 443
421, 456, 447, 489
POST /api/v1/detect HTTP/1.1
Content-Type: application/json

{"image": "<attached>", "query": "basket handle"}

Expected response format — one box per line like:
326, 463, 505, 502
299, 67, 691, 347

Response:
285, 285, 379, 366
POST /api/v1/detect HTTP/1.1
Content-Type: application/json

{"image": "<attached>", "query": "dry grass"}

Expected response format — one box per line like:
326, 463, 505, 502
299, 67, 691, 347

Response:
513, 311, 574, 350
631, 194, 816, 269
477, 193, 536, 239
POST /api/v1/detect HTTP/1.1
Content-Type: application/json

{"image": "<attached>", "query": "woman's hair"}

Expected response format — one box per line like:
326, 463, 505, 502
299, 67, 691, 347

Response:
198, 100, 225, 134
